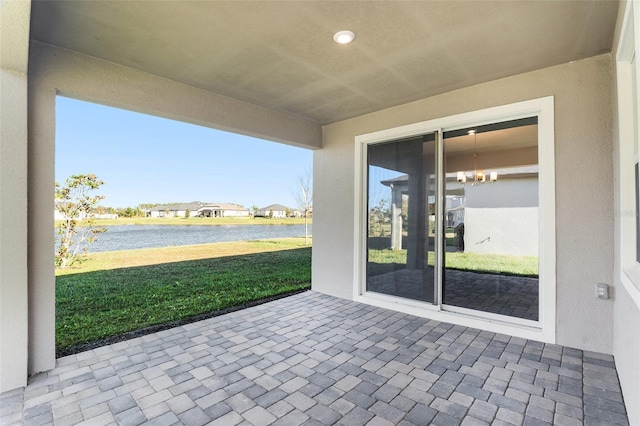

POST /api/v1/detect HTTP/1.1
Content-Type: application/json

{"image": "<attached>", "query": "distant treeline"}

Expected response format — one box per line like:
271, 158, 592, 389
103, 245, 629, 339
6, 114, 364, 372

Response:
92, 206, 145, 218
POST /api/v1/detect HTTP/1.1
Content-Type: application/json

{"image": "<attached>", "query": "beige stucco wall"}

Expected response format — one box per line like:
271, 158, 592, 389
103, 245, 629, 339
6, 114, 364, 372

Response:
0, 0, 30, 392
314, 53, 614, 353
465, 178, 538, 209
464, 178, 539, 256
612, 287, 639, 424
0, 69, 29, 392
464, 207, 538, 257
28, 74, 56, 377
611, 1, 640, 424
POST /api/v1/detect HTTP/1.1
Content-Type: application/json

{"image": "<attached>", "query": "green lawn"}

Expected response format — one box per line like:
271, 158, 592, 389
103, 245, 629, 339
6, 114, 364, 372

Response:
56, 239, 311, 352
368, 249, 538, 277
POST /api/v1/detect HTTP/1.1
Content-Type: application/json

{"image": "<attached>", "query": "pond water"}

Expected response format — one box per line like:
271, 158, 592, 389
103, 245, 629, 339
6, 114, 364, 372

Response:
56, 224, 312, 252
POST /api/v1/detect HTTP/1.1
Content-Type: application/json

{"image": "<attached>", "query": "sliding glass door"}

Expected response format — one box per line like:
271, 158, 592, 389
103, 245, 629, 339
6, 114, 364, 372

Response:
442, 119, 539, 322
366, 132, 437, 303
365, 119, 540, 324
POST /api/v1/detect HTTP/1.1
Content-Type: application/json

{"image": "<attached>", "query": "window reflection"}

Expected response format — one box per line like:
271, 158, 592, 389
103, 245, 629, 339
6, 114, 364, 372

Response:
443, 122, 539, 321
366, 134, 435, 303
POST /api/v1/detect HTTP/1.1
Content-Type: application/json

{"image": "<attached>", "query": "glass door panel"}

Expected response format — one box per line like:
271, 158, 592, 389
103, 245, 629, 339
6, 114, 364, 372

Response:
442, 120, 540, 321
364, 118, 541, 324
366, 133, 436, 303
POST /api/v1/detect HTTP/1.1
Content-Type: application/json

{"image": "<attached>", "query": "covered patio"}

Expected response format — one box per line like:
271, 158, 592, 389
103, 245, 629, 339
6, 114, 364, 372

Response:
2, 1, 640, 424
0, 292, 628, 425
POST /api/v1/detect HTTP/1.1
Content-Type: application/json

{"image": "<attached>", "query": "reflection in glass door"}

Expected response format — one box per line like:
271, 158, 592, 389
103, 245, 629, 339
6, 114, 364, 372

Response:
366, 133, 437, 303
365, 118, 540, 323
442, 120, 539, 321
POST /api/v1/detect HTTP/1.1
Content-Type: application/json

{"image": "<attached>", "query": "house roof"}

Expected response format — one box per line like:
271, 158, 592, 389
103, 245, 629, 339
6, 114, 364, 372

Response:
148, 202, 202, 212
198, 203, 248, 212
259, 204, 291, 212
29, 1, 619, 125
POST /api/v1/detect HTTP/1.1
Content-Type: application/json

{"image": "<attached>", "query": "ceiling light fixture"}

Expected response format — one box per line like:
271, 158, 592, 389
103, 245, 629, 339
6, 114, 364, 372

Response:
333, 30, 355, 45
457, 129, 497, 185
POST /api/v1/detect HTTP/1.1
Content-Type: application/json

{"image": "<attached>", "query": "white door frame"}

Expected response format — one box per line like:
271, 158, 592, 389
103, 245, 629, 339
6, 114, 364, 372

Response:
353, 96, 556, 343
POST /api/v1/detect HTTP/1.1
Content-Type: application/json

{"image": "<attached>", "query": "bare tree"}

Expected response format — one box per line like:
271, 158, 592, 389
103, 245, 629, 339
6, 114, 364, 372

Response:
55, 174, 107, 268
293, 168, 313, 246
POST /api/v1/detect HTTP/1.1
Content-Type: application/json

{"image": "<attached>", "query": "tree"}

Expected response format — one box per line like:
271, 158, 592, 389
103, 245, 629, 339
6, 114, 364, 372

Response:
370, 199, 389, 237
118, 207, 136, 218
268, 209, 274, 219
185, 208, 190, 219
55, 174, 107, 268
251, 205, 259, 219
293, 168, 313, 246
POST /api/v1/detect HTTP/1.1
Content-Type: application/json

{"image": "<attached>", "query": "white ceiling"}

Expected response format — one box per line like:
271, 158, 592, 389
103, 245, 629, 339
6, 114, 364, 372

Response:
30, 1, 619, 125
445, 125, 538, 155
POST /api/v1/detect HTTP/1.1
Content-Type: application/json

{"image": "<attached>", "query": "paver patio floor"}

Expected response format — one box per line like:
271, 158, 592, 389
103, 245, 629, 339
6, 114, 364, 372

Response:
0, 291, 629, 426
368, 269, 539, 321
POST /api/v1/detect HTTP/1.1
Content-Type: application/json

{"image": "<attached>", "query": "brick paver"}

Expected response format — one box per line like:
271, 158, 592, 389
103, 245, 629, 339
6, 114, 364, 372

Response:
0, 291, 630, 425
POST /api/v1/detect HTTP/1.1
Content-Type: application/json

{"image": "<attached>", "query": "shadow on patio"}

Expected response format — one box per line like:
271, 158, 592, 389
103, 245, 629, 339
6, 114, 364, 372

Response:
0, 291, 629, 425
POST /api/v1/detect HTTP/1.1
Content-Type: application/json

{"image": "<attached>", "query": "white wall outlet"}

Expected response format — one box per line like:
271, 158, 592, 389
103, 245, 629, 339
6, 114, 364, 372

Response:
595, 283, 609, 300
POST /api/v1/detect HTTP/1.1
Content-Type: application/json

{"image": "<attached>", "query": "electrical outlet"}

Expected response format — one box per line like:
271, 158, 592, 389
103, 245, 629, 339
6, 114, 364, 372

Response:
595, 283, 609, 300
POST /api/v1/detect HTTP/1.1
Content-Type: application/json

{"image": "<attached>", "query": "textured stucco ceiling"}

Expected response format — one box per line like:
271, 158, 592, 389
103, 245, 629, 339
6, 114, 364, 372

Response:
30, 1, 619, 125
446, 125, 537, 155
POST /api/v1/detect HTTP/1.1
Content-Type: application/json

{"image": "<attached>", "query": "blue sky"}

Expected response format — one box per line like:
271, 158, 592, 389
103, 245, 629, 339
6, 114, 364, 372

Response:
55, 96, 313, 209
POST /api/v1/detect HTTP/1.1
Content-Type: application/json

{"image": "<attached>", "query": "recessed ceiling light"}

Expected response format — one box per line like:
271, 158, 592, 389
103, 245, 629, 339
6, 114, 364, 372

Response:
333, 30, 355, 45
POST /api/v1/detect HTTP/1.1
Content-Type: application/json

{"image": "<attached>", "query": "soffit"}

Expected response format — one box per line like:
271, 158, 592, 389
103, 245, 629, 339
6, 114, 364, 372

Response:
29, 1, 619, 125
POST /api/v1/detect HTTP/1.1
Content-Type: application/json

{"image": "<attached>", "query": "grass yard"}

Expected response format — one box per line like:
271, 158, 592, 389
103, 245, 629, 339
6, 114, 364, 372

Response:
369, 249, 538, 277
56, 238, 311, 352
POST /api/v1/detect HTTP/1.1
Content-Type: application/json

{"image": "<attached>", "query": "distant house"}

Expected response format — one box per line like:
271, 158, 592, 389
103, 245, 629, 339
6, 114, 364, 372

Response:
147, 202, 202, 218
196, 203, 249, 218
255, 204, 291, 218
93, 213, 119, 220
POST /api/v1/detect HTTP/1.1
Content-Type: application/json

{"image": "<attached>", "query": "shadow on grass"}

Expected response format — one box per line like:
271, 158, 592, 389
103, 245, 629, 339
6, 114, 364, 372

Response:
56, 247, 311, 357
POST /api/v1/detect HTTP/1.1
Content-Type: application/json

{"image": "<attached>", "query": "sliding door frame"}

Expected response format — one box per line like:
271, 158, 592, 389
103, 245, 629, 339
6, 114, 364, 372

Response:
354, 96, 556, 343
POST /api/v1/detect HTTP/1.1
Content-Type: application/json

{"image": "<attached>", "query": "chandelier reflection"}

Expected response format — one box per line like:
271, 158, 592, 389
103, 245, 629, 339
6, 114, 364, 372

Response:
456, 129, 497, 185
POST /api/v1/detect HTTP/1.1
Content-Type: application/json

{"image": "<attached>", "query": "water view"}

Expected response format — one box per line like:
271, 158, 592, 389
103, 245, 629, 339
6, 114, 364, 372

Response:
56, 224, 312, 252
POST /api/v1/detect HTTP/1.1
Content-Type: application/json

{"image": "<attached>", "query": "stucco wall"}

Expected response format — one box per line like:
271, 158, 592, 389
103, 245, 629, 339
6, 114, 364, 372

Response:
611, 1, 640, 423
28, 64, 56, 377
0, 0, 30, 392
0, 70, 29, 392
612, 286, 639, 424
465, 178, 538, 209
464, 178, 539, 256
464, 207, 538, 257
314, 54, 614, 353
